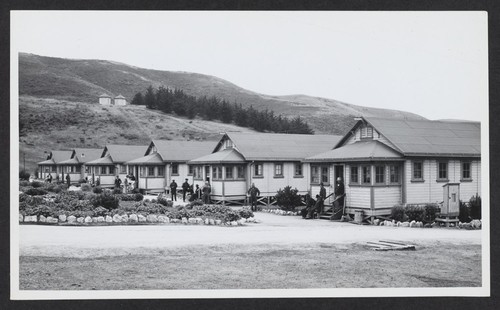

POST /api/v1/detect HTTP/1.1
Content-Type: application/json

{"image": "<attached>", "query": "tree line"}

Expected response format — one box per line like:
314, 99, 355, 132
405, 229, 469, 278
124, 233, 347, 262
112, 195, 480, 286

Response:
130, 86, 314, 134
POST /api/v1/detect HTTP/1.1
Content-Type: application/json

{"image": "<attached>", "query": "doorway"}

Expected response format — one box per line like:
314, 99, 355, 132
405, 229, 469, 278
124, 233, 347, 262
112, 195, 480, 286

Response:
334, 165, 344, 183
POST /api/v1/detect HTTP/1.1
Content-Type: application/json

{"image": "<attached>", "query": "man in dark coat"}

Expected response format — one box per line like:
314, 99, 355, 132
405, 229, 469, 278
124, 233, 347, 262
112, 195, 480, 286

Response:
65, 174, 70, 187
306, 194, 323, 219
195, 184, 202, 200
170, 180, 178, 201
202, 181, 211, 204
318, 182, 327, 214
181, 178, 190, 202
247, 183, 261, 211
335, 177, 345, 207
114, 175, 122, 189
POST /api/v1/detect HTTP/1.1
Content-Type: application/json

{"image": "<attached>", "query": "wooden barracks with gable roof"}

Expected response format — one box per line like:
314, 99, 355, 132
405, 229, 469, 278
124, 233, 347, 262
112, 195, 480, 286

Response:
36, 116, 481, 221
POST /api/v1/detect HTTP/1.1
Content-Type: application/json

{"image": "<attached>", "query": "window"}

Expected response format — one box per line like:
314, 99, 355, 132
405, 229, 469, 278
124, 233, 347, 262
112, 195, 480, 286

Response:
157, 166, 165, 177
311, 165, 329, 184
294, 163, 303, 176
148, 166, 155, 177
438, 161, 448, 181
274, 163, 283, 177
254, 163, 263, 177
237, 166, 245, 179
389, 165, 400, 183
462, 162, 471, 180
76, 166, 81, 173
85, 166, 89, 173
140, 166, 145, 177
225, 166, 234, 179
100, 166, 107, 175
375, 165, 385, 184
194, 166, 203, 180
361, 125, 373, 139
412, 161, 423, 181
212, 166, 222, 180
171, 163, 179, 175
120, 165, 127, 174
108, 166, 115, 175
225, 139, 233, 149
51, 166, 56, 172
350, 166, 359, 184
362, 166, 371, 184
188, 165, 194, 175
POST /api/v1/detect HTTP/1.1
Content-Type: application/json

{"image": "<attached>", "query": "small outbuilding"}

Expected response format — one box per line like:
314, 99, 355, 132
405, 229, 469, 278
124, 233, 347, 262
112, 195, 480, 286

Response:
114, 94, 127, 106
99, 94, 112, 105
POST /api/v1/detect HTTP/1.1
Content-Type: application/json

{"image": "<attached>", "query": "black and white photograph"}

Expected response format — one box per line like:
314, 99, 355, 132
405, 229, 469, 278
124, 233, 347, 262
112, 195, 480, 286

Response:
10, 10, 489, 299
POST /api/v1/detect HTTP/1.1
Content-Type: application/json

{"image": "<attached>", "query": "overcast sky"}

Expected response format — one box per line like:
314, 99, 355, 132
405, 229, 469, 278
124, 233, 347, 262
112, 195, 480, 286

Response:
11, 11, 487, 121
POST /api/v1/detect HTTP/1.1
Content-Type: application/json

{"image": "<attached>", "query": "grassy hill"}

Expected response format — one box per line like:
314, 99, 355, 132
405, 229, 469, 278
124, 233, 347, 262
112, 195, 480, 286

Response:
19, 53, 426, 135
19, 96, 254, 173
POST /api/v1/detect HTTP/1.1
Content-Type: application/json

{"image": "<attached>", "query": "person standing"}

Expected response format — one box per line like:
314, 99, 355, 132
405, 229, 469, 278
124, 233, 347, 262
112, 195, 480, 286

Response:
247, 183, 261, 211
334, 177, 345, 211
181, 178, 190, 202
202, 181, 211, 204
318, 182, 327, 214
65, 174, 71, 187
114, 175, 122, 189
170, 180, 178, 201
194, 184, 202, 200
96, 176, 100, 187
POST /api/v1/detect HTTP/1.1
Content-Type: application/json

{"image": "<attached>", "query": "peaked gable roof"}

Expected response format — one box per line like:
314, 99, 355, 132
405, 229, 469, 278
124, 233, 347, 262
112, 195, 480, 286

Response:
103, 145, 148, 163
217, 133, 343, 161
190, 148, 246, 164
150, 140, 216, 162
48, 150, 73, 163
72, 148, 103, 163
85, 155, 115, 166
338, 117, 480, 157
306, 140, 403, 162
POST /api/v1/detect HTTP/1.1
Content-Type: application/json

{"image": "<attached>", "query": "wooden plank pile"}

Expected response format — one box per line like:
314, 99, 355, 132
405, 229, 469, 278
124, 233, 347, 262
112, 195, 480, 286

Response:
366, 240, 416, 251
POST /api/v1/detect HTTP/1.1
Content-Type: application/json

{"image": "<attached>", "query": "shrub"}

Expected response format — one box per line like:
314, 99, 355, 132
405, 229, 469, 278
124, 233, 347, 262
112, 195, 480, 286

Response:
134, 193, 144, 201
93, 206, 109, 217
93, 186, 103, 194
275, 186, 302, 211
19, 170, 30, 181
91, 191, 120, 210
422, 204, 439, 223
459, 201, 471, 223
30, 181, 43, 188
52, 184, 67, 193
238, 207, 254, 219
78, 178, 87, 184
113, 188, 122, 194
391, 205, 406, 222
469, 194, 481, 220
81, 183, 92, 192
404, 204, 425, 222
25, 187, 48, 196
156, 194, 170, 206
19, 180, 31, 187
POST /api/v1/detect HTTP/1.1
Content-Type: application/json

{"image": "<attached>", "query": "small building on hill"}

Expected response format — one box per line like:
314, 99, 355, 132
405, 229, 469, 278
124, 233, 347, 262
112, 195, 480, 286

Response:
57, 148, 103, 183
114, 94, 127, 106
85, 144, 149, 187
189, 133, 343, 205
125, 140, 215, 194
305, 117, 481, 222
99, 94, 112, 105
37, 150, 73, 180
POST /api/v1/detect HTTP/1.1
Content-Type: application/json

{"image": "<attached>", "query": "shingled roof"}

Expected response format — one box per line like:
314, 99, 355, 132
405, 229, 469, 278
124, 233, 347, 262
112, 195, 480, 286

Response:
103, 145, 148, 163
72, 148, 103, 163
306, 140, 403, 162
38, 150, 73, 165
360, 117, 481, 157
150, 140, 216, 162
215, 133, 343, 161
190, 148, 246, 164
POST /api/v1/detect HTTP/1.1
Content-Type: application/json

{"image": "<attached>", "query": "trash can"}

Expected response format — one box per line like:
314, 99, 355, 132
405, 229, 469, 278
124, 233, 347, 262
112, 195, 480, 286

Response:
354, 210, 364, 224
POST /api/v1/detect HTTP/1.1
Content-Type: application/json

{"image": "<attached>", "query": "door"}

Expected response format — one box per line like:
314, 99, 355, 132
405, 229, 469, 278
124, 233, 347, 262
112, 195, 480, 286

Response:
448, 184, 460, 215
205, 165, 210, 183
334, 165, 344, 183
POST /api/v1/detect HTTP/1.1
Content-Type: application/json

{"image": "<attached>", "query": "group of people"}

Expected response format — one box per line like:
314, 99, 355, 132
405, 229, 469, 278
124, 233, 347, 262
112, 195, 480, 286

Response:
44, 173, 72, 187
168, 179, 212, 203
302, 177, 345, 220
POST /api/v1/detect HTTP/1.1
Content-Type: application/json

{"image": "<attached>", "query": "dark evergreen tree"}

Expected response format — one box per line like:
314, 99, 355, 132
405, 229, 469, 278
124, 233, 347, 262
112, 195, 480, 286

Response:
131, 92, 144, 105
144, 85, 157, 109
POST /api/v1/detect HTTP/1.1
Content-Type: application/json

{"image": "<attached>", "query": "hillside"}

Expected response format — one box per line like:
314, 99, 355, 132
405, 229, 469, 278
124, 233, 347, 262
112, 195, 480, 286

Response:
19, 53, 426, 135
19, 96, 254, 172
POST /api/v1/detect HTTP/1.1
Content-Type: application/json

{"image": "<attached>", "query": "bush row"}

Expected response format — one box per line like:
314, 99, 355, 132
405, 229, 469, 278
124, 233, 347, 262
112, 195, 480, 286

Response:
391, 203, 439, 223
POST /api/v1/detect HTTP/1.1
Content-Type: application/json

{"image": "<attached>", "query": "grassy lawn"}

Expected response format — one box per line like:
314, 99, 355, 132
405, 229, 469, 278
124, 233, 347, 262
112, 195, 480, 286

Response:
20, 242, 481, 290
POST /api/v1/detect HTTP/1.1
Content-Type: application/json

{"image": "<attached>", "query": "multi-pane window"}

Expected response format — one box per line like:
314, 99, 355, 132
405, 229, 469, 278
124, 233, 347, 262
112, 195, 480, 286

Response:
375, 165, 385, 184
237, 166, 245, 179
311, 165, 329, 184
212, 166, 222, 180
109, 166, 115, 175
389, 165, 400, 183
148, 166, 155, 177
438, 161, 448, 180
412, 161, 423, 180
350, 166, 359, 184
225, 139, 233, 149
171, 163, 179, 175
462, 162, 471, 180
188, 165, 194, 175
274, 163, 283, 177
225, 166, 234, 179
362, 166, 371, 184
254, 164, 263, 177
120, 165, 127, 174
294, 163, 303, 176
157, 166, 165, 177
361, 125, 373, 139
100, 166, 107, 175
